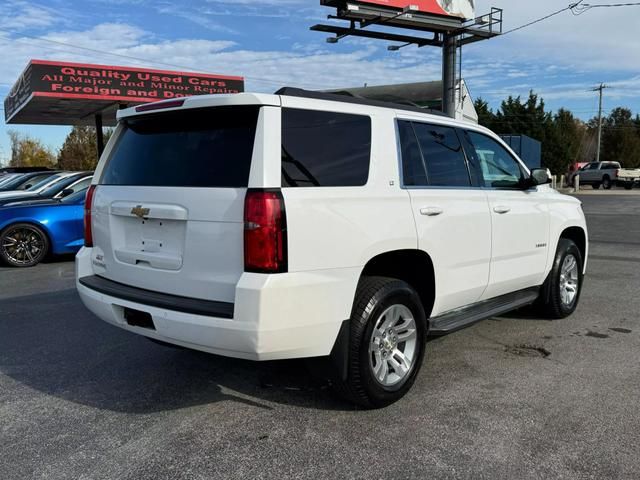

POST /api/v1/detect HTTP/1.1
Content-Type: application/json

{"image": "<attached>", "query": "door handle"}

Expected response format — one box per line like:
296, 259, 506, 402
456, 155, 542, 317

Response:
493, 206, 511, 214
420, 207, 444, 217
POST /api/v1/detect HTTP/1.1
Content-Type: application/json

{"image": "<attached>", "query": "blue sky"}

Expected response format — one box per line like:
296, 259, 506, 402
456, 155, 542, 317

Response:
1, 0, 639, 165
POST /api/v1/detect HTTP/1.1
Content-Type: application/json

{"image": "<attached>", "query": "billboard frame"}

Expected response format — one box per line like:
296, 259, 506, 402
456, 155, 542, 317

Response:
312, 2, 503, 116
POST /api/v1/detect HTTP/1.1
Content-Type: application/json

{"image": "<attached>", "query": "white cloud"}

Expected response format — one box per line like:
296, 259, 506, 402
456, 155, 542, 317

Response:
0, 22, 444, 93
154, 4, 238, 33
472, 0, 640, 73
0, 0, 62, 30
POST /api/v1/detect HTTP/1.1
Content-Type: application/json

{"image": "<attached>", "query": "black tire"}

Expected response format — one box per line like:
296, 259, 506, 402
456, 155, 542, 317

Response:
332, 276, 427, 409
0, 223, 49, 267
591, 183, 600, 190
624, 184, 633, 190
602, 176, 612, 190
536, 239, 583, 319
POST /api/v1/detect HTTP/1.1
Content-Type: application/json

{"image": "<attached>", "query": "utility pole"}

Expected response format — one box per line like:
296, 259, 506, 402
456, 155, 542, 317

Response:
593, 83, 609, 163
442, 34, 458, 118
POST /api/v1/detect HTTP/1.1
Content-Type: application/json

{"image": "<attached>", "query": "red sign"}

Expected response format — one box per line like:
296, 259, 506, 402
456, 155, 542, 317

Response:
355, 0, 474, 19
5, 60, 244, 122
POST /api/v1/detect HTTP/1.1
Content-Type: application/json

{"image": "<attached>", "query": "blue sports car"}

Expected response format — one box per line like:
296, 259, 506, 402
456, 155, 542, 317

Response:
0, 188, 87, 267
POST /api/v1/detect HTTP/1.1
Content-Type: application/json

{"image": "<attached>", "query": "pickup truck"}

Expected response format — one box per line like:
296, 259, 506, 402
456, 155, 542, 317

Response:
569, 161, 631, 190
617, 167, 640, 190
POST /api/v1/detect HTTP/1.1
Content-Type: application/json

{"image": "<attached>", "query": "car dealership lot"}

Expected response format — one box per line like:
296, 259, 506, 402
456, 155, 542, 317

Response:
1, 193, 639, 480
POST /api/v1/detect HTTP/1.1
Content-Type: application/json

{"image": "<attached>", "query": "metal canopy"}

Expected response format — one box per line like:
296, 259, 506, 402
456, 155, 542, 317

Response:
7, 95, 125, 127
4, 60, 245, 127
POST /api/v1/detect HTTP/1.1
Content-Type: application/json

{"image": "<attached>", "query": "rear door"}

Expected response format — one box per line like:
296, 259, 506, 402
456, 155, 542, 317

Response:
460, 130, 550, 299
91, 105, 262, 303
398, 119, 492, 315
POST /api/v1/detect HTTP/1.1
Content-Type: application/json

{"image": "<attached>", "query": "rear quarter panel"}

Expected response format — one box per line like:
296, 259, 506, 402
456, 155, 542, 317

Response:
278, 101, 416, 273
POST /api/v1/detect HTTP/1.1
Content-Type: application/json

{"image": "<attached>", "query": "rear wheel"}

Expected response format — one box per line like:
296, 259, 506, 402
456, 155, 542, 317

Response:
0, 223, 49, 267
332, 276, 427, 409
624, 183, 633, 190
602, 176, 612, 189
536, 239, 583, 319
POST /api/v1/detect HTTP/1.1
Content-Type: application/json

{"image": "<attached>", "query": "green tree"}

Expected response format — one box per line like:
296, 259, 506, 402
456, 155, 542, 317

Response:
474, 97, 496, 131
8, 131, 56, 168
599, 108, 640, 168
544, 108, 585, 175
57, 126, 112, 171
495, 91, 552, 142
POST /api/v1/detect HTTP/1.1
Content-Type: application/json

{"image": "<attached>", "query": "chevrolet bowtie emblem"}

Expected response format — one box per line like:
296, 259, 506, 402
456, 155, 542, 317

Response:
131, 205, 150, 219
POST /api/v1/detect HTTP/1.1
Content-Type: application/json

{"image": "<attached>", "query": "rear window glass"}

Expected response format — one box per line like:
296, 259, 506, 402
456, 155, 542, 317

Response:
398, 120, 428, 187
281, 108, 371, 187
101, 106, 260, 187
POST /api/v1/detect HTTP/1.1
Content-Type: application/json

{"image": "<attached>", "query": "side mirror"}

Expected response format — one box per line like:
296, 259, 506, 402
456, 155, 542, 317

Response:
529, 168, 552, 187
59, 188, 74, 198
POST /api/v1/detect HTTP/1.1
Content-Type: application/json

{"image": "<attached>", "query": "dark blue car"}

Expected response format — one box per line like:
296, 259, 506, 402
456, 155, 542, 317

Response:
0, 188, 87, 267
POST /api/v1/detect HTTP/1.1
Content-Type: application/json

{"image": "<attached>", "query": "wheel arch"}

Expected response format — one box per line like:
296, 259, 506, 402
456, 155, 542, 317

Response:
359, 249, 436, 320
0, 219, 53, 256
560, 226, 587, 268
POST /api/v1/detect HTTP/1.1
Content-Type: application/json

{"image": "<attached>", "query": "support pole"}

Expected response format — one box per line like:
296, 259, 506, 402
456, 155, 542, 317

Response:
595, 83, 606, 163
442, 34, 457, 118
95, 113, 104, 162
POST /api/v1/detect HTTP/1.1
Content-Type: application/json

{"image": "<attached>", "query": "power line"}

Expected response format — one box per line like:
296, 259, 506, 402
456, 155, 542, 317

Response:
502, 0, 640, 35
502, 2, 585, 35
572, 2, 640, 14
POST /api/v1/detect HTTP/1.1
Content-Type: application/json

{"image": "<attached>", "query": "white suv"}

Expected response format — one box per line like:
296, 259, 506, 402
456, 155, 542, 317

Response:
77, 89, 588, 408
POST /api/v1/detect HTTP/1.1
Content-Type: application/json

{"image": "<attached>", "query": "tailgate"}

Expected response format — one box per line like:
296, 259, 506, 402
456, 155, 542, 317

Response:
90, 105, 260, 303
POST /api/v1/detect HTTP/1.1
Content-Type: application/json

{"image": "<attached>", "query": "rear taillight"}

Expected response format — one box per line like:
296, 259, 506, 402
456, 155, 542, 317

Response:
615, 169, 620, 178
84, 185, 97, 247
244, 189, 287, 273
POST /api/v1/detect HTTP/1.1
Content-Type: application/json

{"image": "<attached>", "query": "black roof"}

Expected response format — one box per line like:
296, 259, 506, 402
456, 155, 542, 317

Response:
274, 87, 447, 117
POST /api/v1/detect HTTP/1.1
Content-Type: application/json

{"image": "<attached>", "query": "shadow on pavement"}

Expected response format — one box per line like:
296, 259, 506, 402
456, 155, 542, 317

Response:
0, 288, 352, 414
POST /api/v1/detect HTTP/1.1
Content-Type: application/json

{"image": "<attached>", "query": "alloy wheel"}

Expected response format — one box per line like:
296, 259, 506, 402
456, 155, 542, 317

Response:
368, 304, 418, 388
1, 226, 46, 266
559, 254, 579, 307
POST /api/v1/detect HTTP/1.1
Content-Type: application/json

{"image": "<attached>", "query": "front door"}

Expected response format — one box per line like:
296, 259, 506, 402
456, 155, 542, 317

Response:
460, 130, 550, 299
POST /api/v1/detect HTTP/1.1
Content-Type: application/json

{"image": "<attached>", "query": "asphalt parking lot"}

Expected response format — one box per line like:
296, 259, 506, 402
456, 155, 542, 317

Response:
1, 192, 639, 479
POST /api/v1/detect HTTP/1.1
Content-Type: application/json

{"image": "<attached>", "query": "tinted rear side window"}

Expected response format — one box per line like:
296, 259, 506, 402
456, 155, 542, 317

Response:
398, 121, 428, 186
281, 108, 371, 187
412, 123, 471, 187
101, 106, 259, 187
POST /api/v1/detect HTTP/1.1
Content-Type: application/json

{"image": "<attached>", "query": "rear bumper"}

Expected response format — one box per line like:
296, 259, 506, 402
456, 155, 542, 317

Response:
76, 247, 360, 361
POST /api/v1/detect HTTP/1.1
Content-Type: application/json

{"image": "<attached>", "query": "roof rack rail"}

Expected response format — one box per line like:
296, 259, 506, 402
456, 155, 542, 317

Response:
274, 87, 447, 117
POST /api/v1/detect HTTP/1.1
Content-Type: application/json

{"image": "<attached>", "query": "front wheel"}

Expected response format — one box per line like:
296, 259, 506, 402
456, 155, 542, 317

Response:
332, 276, 427, 409
591, 183, 600, 189
0, 223, 49, 267
536, 239, 583, 319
